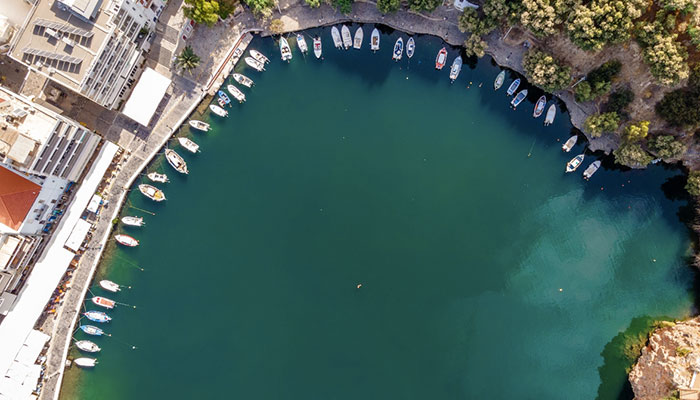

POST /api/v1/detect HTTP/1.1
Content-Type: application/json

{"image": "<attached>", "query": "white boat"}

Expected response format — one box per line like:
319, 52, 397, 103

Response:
121, 216, 144, 227
209, 104, 228, 117
244, 57, 265, 72
583, 160, 601, 180
435, 47, 447, 69
115, 234, 138, 247
280, 36, 292, 61
511, 89, 528, 108
227, 84, 246, 103
506, 79, 520, 96
75, 340, 101, 353
233, 73, 254, 88
138, 184, 166, 202
331, 26, 342, 48
188, 120, 210, 132
392, 37, 403, 61
544, 104, 556, 126
406, 37, 415, 58
178, 137, 200, 153
562, 136, 577, 152
566, 154, 585, 173
296, 33, 308, 54
147, 172, 169, 183
494, 70, 505, 90
353, 27, 363, 49
99, 279, 121, 292
313, 36, 322, 59
370, 28, 380, 51
92, 296, 115, 309
74, 358, 97, 368
449, 56, 462, 82
165, 149, 188, 174
250, 49, 269, 64
533, 95, 546, 118
341, 25, 352, 49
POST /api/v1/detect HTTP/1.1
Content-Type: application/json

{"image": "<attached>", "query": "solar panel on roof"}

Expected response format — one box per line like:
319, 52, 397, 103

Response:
34, 18, 94, 38
22, 48, 83, 66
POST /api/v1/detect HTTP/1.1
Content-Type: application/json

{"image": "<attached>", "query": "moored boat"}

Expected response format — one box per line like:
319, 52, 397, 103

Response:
313, 36, 322, 58
566, 154, 585, 173
233, 73, 254, 88
83, 310, 111, 323
250, 49, 269, 64
121, 216, 144, 227
494, 70, 505, 90
209, 104, 228, 117
544, 104, 556, 126
74, 358, 97, 368
583, 160, 601, 180
138, 184, 166, 202
80, 325, 105, 336
227, 84, 246, 103
188, 120, 210, 132
353, 27, 363, 49
296, 33, 308, 54
244, 57, 265, 72
392, 37, 403, 61
506, 79, 520, 96
91, 296, 116, 309
511, 89, 528, 108
533, 95, 547, 118
435, 47, 447, 70
217, 90, 231, 106
449, 56, 462, 82
99, 279, 121, 293
406, 37, 415, 58
75, 340, 101, 353
178, 137, 200, 153
115, 234, 138, 247
370, 28, 380, 51
280, 36, 292, 61
331, 26, 342, 49
147, 172, 169, 183
562, 135, 577, 152
165, 148, 188, 174
341, 25, 352, 49
217, 97, 227, 109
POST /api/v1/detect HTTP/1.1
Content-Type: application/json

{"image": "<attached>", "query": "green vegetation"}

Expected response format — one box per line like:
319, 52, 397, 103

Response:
574, 60, 621, 102
464, 35, 488, 58
408, 0, 441, 12
584, 112, 619, 137
606, 88, 634, 114
567, 0, 647, 51
659, 0, 695, 13
268, 18, 284, 34
648, 135, 686, 158
305, 0, 321, 7
183, 0, 221, 26
642, 33, 689, 86
663, 390, 681, 400
333, 0, 353, 13
377, 0, 400, 13
242, 0, 275, 15
458, 8, 498, 35
656, 87, 700, 127
687, 171, 700, 196
175, 46, 201, 73
623, 120, 649, 142
522, 49, 571, 92
676, 347, 692, 357
520, 0, 575, 37
614, 142, 654, 167
217, 0, 238, 19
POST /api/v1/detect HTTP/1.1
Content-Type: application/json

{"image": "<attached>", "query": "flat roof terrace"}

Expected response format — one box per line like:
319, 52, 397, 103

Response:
10, 0, 111, 91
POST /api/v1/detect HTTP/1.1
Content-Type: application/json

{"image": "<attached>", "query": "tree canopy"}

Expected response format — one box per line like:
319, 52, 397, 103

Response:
642, 33, 689, 86
656, 87, 700, 127
584, 112, 620, 137
613, 142, 653, 167
464, 35, 488, 58
623, 120, 649, 142
183, 0, 221, 26
567, 0, 647, 51
175, 46, 201, 72
686, 171, 700, 196
648, 135, 687, 159
522, 49, 571, 92
606, 88, 634, 114
520, 0, 576, 37
377, 0, 400, 13
408, 0, 442, 12
575, 60, 621, 102
243, 0, 275, 15
458, 8, 498, 35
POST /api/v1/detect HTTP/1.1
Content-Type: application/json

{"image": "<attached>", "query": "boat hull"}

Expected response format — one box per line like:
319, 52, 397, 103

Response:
392, 38, 403, 61
74, 358, 97, 368
138, 184, 166, 202
353, 28, 363, 49
115, 234, 139, 247
435, 48, 447, 69
75, 340, 101, 353
92, 296, 115, 309
99, 279, 121, 292
494, 71, 505, 90
370, 28, 380, 51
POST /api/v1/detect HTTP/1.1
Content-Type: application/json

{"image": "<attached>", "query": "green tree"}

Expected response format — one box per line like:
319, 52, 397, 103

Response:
243, 0, 275, 15
623, 120, 649, 142
483, 0, 515, 23
613, 142, 653, 167
575, 81, 593, 102
268, 18, 284, 34
464, 35, 488, 58
217, 0, 238, 19
305, 0, 321, 7
686, 171, 700, 196
408, 0, 441, 12
458, 8, 498, 35
333, 0, 353, 13
522, 49, 571, 92
377, 0, 400, 13
658, 0, 694, 13
584, 112, 620, 137
606, 88, 634, 113
656, 88, 700, 126
175, 46, 201, 73
520, 0, 576, 37
648, 135, 687, 158
183, 0, 221, 26
574, 60, 621, 102
567, 0, 647, 51
642, 33, 689, 86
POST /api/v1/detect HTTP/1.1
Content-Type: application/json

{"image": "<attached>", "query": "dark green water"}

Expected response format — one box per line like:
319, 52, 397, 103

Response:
65, 29, 696, 399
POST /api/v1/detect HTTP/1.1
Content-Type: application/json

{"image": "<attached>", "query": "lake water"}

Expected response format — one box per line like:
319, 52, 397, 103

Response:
64, 28, 696, 399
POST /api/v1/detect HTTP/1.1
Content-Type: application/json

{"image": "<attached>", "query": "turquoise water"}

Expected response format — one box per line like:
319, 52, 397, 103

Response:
65, 29, 695, 399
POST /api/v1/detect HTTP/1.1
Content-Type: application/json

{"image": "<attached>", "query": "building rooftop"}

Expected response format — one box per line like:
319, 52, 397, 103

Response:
0, 166, 41, 231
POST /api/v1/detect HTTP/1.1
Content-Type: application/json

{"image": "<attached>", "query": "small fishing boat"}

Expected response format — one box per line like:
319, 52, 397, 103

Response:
99, 279, 121, 293
115, 234, 138, 247
533, 95, 547, 118
435, 47, 447, 70
233, 73, 254, 88
188, 120, 210, 132
506, 79, 520, 96
91, 296, 116, 309
165, 149, 188, 174
370, 28, 380, 51
406, 37, 415, 58
74, 358, 98, 368
209, 104, 228, 117
138, 184, 166, 202
83, 310, 112, 323
544, 104, 556, 126
296, 33, 308, 54
178, 137, 200, 153
353, 27, 363, 49
121, 216, 144, 227
147, 172, 169, 183
217, 90, 231, 106
562, 136, 577, 152
217, 97, 227, 109
227, 84, 246, 103
80, 325, 105, 336
313, 36, 322, 58
511, 89, 528, 108
250, 49, 269, 64
75, 340, 101, 353
392, 37, 403, 61
244, 57, 265, 72
494, 70, 505, 90
583, 160, 601, 180
566, 154, 585, 173
331, 26, 342, 48
341, 25, 352, 49
449, 56, 462, 82
280, 36, 292, 61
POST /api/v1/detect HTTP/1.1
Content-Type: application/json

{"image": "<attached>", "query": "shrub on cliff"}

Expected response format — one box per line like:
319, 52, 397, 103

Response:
648, 135, 686, 158
606, 88, 634, 114
623, 121, 649, 142
377, 0, 400, 13
522, 49, 571, 92
584, 112, 620, 137
567, 0, 647, 51
464, 35, 488, 58
686, 171, 700, 196
409, 0, 442, 12
520, 0, 575, 37
614, 142, 653, 167
656, 88, 700, 127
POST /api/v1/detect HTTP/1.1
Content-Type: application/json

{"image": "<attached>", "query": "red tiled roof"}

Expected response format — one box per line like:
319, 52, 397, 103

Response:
0, 166, 40, 231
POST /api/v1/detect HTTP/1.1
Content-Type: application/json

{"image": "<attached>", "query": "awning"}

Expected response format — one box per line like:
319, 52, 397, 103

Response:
64, 219, 91, 253
122, 68, 172, 127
